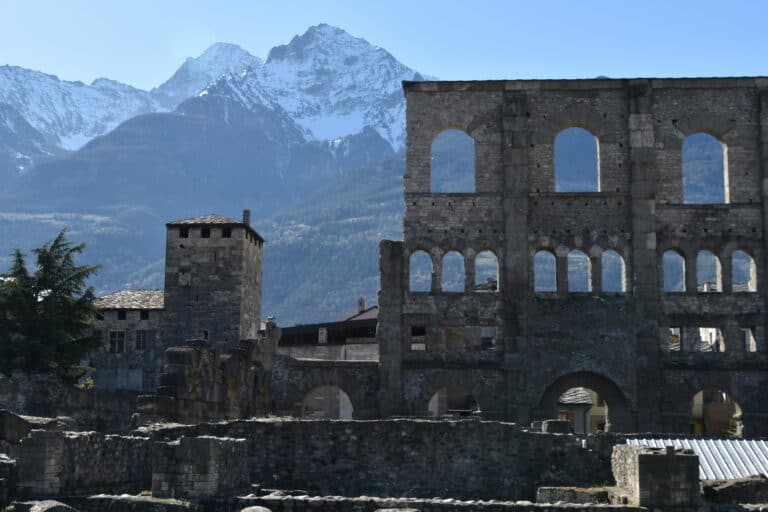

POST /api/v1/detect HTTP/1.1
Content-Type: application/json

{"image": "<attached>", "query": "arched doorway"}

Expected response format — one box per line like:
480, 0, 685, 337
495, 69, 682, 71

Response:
556, 387, 607, 434
427, 385, 480, 417
537, 372, 633, 432
301, 385, 354, 419
690, 389, 742, 437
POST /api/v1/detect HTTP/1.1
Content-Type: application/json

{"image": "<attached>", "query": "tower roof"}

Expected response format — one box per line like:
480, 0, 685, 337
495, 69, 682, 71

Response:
166, 212, 264, 243
96, 289, 165, 310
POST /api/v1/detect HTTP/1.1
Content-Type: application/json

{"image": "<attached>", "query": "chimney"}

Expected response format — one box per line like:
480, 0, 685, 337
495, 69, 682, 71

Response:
357, 296, 366, 313
242, 209, 251, 226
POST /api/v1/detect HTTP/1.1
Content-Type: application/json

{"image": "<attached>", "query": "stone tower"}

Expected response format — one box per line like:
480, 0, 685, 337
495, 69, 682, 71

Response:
162, 210, 263, 347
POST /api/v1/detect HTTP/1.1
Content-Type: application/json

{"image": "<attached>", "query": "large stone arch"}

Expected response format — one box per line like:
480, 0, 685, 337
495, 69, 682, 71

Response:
535, 371, 635, 432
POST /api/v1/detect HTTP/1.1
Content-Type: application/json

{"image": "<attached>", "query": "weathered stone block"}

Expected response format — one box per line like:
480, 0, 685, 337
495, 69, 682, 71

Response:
152, 436, 248, 499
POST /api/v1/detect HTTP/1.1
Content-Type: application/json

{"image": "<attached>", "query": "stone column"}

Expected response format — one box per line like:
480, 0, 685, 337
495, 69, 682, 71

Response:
377, 240, 405, 417
591, 254, 602, 293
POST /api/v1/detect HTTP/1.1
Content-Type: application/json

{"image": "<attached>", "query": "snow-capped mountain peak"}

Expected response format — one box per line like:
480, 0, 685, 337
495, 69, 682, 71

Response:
202, 24, 423, 149
151, 42, 263, 108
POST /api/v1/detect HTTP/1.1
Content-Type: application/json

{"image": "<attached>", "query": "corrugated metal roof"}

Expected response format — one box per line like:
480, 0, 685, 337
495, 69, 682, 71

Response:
628, 438, 768, 481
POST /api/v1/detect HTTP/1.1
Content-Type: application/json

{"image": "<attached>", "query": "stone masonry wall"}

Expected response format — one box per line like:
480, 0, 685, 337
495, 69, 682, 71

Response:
13, 430, 150, 497
144, 419, 613, 501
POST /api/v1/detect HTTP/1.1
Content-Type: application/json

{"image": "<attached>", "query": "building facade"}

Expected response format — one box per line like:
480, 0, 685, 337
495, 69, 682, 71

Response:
376, 77, 768, 435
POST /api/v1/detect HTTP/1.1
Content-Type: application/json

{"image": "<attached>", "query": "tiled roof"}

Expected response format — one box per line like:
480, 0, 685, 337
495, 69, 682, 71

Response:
167, 214, 241, 225
558, 387, 593, 406
341, 305, 379, 321
628, 438, 768, 480
96, 290, 164, 310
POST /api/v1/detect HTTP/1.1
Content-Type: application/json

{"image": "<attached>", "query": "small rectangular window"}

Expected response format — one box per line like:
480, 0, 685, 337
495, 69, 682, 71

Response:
694, 327, 725, 352
135, 330, 148, 351
742, 327, 757, 353
198, 329, 209, 341
222, 227, 232, 238
109, 331, 125, 353
179, 227, 189, 238
140, 310, 149, 321
668, 327, 682, 352
410, 325, 426, 351
201, 227, 211, 238
117, 310, 127, 320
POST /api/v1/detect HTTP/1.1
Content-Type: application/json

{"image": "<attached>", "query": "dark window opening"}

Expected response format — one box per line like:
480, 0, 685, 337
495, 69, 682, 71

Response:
222, 227, 232, 238
410, 325, 426, 351
135, 330, 148, 351
109, 331, 125, 353
201, 227, 211, 238
117, 310, 127, 320
140, 310, 149, 321
179, 227, 189, 238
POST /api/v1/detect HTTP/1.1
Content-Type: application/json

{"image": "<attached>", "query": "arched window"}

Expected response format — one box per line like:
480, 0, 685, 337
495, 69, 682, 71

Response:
428, 385, 480, 417
441, 251, 465, 292
732, 250, 757, 292
409, 250, 432, 292
568, 250, 591, 292
682, 133, 728, 204
554, 127, 599, 192
557, 387, 607, 434
301, 385, 354, 420
697, 250, 722, 292
533, 250, 556, 292
663, 250, 686, 292
431, 129, 475, 193
601, 250, 626, 293
474, 250, 499, 292
690, 390, 742, 437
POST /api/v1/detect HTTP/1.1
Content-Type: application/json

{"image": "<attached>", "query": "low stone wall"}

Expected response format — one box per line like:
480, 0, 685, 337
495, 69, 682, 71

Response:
143, 418, 613, 500
241, 494, 642, 512
152, 436, 248, 499
0, 373, 139, 432
14, 430, 150, 497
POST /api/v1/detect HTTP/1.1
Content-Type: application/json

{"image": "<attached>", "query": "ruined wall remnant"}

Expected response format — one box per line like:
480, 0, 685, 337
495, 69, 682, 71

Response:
152, 436, 248, 499
376, 77, 768, 433
142, 418, 613, 500
612, 444, 700, 507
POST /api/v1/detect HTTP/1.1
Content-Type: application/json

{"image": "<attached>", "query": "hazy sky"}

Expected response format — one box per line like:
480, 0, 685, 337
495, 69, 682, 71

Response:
1, 0, 766, 90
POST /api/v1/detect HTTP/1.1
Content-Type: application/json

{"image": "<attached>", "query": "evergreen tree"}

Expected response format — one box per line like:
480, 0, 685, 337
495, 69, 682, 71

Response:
0, 230, 101, 377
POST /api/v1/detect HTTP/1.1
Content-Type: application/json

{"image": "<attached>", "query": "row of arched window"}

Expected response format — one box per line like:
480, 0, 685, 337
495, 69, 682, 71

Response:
408, 250, 499, 293
431, 128, 728, 204
533, 249, 627, 293
663, 249, 757, 292
408, 247, 758, 294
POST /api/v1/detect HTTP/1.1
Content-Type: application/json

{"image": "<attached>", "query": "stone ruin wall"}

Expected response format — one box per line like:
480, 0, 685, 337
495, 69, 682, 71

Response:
377, 77, 768, 434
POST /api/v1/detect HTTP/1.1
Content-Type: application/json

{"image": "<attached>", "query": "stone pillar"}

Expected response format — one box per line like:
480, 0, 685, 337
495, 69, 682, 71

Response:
591, 255, 602, 293
723, 318, 742, 356
721, 251, 733, 293
685, 254, 698, 293
556, 253, 569, 296
627, 80, 660, 432
15, 430, 65, 498
377, 240, 405, 417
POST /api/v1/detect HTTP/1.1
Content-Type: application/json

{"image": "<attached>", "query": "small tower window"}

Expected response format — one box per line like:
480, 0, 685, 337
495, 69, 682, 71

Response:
117, 310, 127, 320
179, 227, 189, 238
222, 227, 232, 238
140, 310, 149, 321
201, 227, 211, 238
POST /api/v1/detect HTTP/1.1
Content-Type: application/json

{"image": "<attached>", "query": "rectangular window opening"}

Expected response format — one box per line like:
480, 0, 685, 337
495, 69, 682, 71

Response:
668, 327, 682, 352
222, 227, 232, 238
694, 326, 725, 352
109, 331, 125, 353
179, 227, 189, 238
410, 325, 426, 351
201, 227, 211, 238
140, 310, 149, 321
117, 310, 127, 321
135, 330, 148, 351
198, 329, 209, 341
742, 327, 757, 353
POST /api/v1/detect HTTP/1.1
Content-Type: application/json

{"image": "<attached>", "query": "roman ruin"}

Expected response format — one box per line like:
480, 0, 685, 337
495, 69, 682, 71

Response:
2, 77, 768, 510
